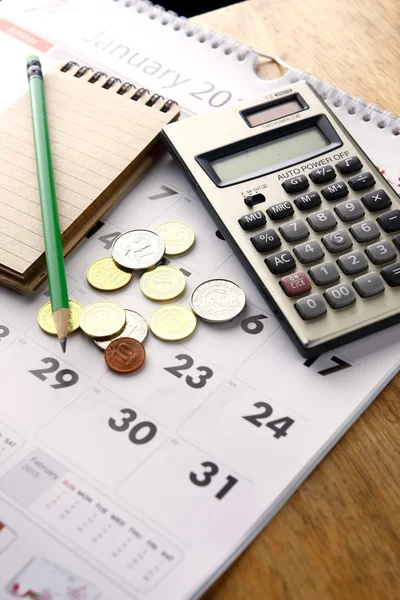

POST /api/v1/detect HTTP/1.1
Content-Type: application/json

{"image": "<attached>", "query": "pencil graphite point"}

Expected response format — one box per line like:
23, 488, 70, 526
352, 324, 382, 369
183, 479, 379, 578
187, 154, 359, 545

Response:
60, 338, 67, 353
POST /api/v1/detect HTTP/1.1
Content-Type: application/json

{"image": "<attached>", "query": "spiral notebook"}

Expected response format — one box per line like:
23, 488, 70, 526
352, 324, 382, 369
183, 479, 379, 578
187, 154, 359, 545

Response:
0, 59, 179, 293
0, 2, 399, 600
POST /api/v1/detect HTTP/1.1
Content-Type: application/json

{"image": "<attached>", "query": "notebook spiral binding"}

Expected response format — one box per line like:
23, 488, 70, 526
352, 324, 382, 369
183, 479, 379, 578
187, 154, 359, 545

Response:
111, 0, 400, 136
60, 60, 177, 113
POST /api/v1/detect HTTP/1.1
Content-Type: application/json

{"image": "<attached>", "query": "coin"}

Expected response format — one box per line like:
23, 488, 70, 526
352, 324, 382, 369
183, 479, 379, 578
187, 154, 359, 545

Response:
149, 304, 197, 341
140, 265, 186, 301
86, 257, 132, 291
94, 309, 148, 350
79, 300, 126, 339
105, 337, 145, 374
112, 230, 165, 270
190, 279, 246, 322
38, 299, 83, 336
154, 221, 195, 256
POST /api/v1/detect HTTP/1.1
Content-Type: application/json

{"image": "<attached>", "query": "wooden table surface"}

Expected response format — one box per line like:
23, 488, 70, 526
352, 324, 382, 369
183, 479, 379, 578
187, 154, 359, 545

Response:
193, 1, 400, 599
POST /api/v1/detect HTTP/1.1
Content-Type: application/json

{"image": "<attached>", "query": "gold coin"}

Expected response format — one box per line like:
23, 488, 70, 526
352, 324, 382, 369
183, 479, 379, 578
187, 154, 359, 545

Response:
154, 222, 195, 256
86, 257, 132, 291
140, 266, 186, 301
79, 301, 126, 339
149, 304, 197, 341
38, 300, 83, 336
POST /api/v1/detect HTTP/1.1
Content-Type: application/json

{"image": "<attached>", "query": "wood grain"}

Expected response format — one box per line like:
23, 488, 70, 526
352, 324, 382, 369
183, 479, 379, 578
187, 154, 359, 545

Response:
192, 1, 400, 598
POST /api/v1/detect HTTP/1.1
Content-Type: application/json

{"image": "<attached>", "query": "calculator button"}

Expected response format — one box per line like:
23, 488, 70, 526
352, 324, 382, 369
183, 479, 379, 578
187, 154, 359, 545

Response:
377, 209, 400, 233
353, 273, 384, 298
381, 262, 400, 287
348, 172, 375, 191
350, 219, 380, 243
279, 219, 309, 243
294, 191, 321, 211
361, 189, 392, 212
267, 201, 294, 221
393, 235, 400, 250
282, 175, 309, 194
244, 193, 266, 207
295, 294, 327, 320
309, 262, 340, 286
309, 166, 336, 184
324, 283, 356, 309
334, 199, 365, 222
238, 210, 266, 231
336, 156, 363, 174
250, 229, 281, 253
321, 181, 349, 201
280, 271, 311, 297
294, 240, 324, 264
265, 250, 296, 274
365, 240, 397, 264
322, 229, 353, 254
337, 251, 368, 275
307, 209, 337, 232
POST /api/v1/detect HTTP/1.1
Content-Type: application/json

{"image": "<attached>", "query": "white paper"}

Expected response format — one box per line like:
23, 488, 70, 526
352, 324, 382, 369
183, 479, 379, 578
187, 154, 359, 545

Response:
0, 1, 399, 599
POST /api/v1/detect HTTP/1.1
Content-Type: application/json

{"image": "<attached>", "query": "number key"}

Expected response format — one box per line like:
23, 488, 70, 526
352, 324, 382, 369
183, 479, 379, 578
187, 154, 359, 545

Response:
295, 294, 327, 320
350, 219, 380, 243
309, 262, 340, 286
307, 209, 337, 232
322, 229, 353, 254
324, 283, 356, 309
294, 240, 324, 264
365, 240, 397, 265
337, 251, 368, 275
334, 199, 365, 222
279, 219, 309, 242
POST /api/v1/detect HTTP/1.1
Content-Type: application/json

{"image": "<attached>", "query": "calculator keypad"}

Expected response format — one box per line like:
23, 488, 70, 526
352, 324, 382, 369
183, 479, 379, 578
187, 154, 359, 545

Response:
238, 151, 398, 333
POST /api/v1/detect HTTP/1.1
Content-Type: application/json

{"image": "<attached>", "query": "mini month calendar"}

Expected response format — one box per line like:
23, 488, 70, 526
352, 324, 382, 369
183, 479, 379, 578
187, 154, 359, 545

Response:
0, 1, 399, 599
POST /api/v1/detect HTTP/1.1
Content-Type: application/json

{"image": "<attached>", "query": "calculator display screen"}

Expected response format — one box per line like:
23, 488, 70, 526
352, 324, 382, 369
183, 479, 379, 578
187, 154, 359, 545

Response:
210, 126, 328, 182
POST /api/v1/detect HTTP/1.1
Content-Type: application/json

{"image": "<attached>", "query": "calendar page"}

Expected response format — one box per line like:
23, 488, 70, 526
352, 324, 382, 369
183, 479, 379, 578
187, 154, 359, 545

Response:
0, 1, 399, 599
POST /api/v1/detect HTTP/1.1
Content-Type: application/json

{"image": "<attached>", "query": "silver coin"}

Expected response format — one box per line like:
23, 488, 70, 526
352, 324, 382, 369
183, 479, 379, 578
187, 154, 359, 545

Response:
112, 229, 165, 270
94, 309, 149, 350
190, 279, 246, 323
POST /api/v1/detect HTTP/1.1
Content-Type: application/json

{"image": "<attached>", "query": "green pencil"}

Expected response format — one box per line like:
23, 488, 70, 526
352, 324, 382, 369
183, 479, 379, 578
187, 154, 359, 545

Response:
27, 56, 69, 352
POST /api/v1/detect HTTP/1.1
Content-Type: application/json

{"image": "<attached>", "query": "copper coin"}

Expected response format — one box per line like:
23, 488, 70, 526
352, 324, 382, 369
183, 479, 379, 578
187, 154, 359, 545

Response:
104, 337, 145, 374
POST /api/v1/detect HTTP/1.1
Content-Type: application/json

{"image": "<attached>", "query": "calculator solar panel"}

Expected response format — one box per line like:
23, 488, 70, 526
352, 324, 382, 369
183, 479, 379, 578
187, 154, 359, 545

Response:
162, 82, 400, 357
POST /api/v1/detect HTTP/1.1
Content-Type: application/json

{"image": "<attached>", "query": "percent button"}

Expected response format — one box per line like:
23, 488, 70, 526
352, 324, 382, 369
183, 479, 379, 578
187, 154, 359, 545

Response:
251, 229, 282, 253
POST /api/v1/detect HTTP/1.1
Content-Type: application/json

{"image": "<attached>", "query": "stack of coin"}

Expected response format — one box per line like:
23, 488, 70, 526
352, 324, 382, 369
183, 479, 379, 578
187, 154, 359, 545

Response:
37, 221, 247, 374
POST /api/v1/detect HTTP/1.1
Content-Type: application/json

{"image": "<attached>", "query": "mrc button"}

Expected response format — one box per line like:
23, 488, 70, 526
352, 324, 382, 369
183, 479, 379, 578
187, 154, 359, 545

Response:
238, 210, 266, 231
267, 201, 294, 221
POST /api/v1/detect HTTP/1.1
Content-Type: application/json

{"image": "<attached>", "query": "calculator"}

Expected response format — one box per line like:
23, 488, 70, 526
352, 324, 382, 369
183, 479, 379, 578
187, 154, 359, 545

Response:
162, 82, 400, 357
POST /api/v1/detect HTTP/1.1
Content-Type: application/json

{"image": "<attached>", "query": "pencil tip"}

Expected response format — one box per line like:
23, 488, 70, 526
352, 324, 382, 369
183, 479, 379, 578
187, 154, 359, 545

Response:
60, 338, 67, 353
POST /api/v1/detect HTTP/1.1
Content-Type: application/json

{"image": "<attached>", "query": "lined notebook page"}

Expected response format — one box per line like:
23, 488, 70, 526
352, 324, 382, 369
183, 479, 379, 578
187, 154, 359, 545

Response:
0, 65, 179, 275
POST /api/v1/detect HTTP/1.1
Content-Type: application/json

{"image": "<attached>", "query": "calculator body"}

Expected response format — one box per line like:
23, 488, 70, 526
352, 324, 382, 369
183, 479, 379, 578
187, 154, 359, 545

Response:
162, 82, 400, 357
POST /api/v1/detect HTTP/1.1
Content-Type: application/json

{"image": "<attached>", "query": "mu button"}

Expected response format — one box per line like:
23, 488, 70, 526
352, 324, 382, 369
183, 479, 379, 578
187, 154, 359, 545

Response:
238, 210, 266, 231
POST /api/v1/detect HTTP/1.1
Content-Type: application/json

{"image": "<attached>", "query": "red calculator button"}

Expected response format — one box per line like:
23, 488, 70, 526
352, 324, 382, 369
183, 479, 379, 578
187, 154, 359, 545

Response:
280, 272, 312, 297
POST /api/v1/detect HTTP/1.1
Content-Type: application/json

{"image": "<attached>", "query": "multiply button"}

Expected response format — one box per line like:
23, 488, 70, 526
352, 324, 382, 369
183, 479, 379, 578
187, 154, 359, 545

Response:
265, 250, 296, 274
336, 156, 362, 174
282, 174, 309, 194
244, 193, 266, 207
238, 210, 266, 231
267, 201, 294, 221
309, 165, 336, 184
321, 181, 349, 201
294, 191, 321, 211
280, 271, 311, 297
348, 171, 375, 191
361, 189, 391, 212
250, 229, 281, 253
